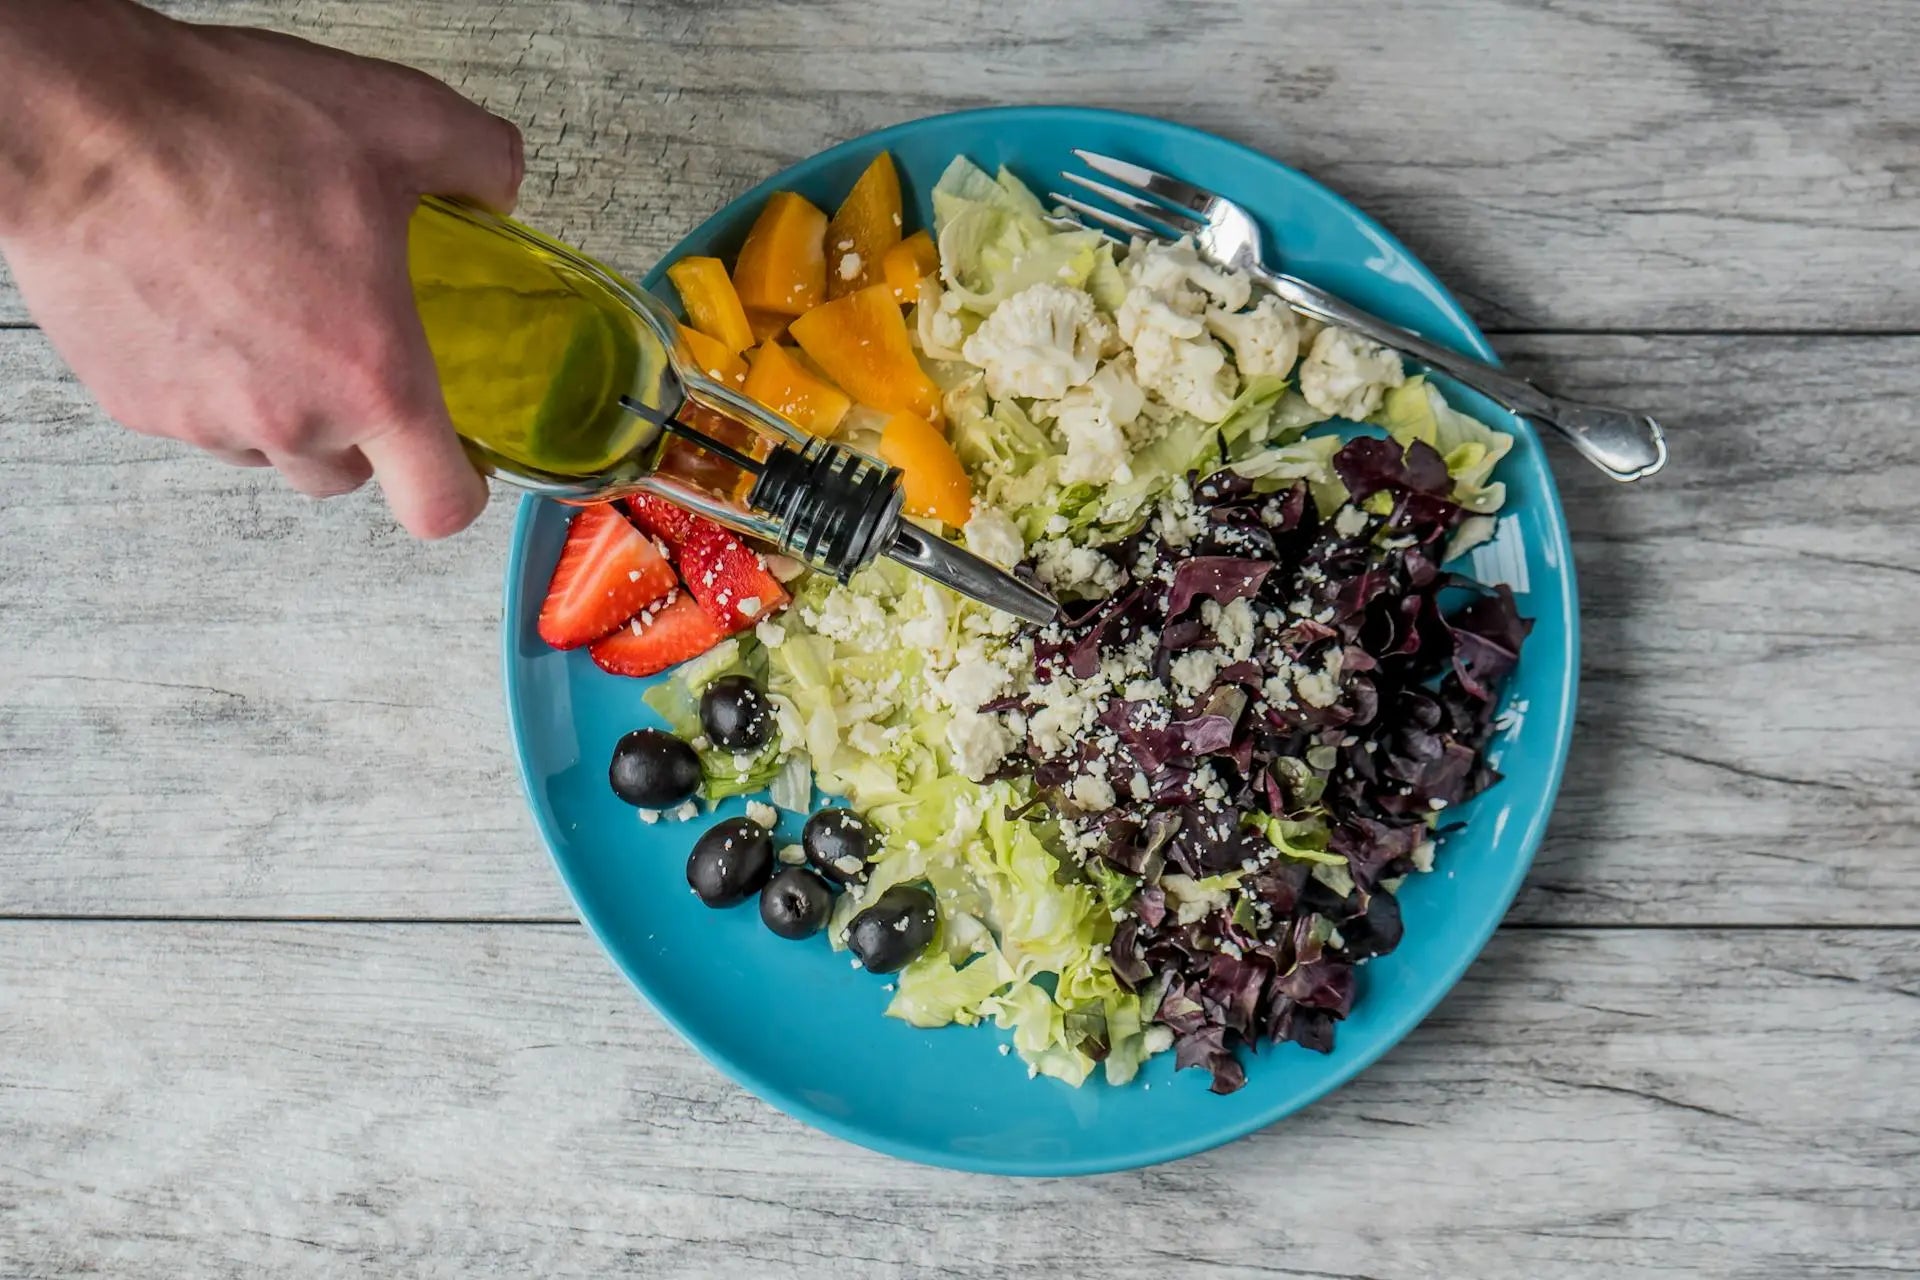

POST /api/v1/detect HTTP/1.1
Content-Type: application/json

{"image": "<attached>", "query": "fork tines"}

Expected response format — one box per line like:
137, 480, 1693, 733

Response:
1049, 149, 1216, 244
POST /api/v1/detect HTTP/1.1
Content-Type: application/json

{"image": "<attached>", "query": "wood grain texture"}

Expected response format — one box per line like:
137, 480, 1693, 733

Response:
4, 330, 1916, 922
1, 922, 1914, 1278
1, 0, 1917, 329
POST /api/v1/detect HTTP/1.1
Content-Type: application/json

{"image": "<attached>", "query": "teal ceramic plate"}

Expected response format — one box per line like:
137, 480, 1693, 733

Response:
502, 106, 1577, 1175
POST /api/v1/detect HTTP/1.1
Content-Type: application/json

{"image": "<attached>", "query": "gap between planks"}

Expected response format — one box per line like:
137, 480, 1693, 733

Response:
8, 318, 1920, 338
1, 916, 1916, 931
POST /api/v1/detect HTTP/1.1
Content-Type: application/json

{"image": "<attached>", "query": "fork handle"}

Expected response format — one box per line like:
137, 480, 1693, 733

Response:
1258, 271, 1668, 482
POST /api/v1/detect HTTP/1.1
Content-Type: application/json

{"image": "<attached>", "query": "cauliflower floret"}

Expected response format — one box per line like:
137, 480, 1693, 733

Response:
1050, 395, 1131, 485
1123, 236, 1252, 314
1206, 295, 1301, 380
1031, 359, 1149, 486
962, 505, 1026, 569
1297, 326, 1405, 420
960, 283, 1110, 400
1118, 285, 1239, 423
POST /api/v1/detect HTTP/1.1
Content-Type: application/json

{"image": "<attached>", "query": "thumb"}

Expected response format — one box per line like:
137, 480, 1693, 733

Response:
387, 81, 525, 213
358, 268, 491, 540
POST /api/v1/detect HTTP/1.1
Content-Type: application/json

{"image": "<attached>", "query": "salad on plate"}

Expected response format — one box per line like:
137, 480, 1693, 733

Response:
531, 151, 1531, 1094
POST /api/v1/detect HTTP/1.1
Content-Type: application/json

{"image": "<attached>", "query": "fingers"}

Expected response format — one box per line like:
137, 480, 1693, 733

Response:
272, 447, 374, 498
359, 421, 489, 539
385, 78, 525, 213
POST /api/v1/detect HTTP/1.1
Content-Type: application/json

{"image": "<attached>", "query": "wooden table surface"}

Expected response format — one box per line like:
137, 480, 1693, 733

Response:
4, 2, 1917, 1276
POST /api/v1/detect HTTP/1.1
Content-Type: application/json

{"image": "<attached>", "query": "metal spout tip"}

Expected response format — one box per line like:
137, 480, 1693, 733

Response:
884, 523, 1061, 626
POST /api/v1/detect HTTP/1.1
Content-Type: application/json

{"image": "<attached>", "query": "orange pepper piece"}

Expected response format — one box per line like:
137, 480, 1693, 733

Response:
741, 343, 852, 437
787, 284, 942, 423
666, 257, 754, 353
881, 231, 939, 302
826, 153, 903, 299
731, 192, 828, 316
879, 412, 972, 527
677, 323, 748, 389
745, 309, 791, 345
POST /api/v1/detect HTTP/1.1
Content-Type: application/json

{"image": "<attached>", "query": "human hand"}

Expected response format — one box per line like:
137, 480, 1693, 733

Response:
0, 0, 523, 537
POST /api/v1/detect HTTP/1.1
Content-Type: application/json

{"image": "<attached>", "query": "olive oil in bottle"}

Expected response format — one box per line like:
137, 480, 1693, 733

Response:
407, 196, 675, 483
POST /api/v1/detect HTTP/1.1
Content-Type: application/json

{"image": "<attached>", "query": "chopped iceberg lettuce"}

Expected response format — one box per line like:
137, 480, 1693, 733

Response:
1372, 376, 1514, 515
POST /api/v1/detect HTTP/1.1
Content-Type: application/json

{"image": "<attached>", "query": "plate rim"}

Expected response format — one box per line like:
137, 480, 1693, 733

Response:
501, 103, 1580, 1176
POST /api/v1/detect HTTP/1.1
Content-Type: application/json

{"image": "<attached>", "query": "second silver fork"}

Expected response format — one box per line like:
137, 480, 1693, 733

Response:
1052, 150, 1667, 483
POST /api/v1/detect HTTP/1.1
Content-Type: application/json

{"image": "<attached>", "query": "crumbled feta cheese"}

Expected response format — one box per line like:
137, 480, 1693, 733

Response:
637, 808, 660, 825
1028, 695, 1092, 757
960, 282, 1110, 400
1210, 597, 1256, 661
937, 653, 1014, 713
1130, 770, 1151, 801
1169, 649, 1224, 698
1031, 538, 1123, 595
671, 800, 699, 821
1333, 504, 1369, 539
962, 506, 1026, 570
737, 596, 762, 618
1295, 667, 1340, 709
1206, 295, 1301, 380
946, 710, 1015, 781
802, 586, 890, 647
1297, 326, 1406, 420
745, 801, 777, 830
763, 554, 806, 583
847, 722, 890, 755
1070, 773, 1117, 813
777, 843, 806, 865
1412, 840, 1437, 873
754, 618, 786, 648
837, 251, 863, 280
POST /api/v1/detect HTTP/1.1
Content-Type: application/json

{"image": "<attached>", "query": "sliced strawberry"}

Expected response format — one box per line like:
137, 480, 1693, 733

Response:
625, 493, 703, 548
588, 592, 726, 677
677, 521, 792, 633
537, 503, 678, 650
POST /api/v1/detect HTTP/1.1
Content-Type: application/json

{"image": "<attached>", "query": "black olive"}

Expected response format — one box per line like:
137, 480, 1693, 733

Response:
609, 729, 702, 809
699, 675, 774, 751
759, 866, 834, 939
686, 817, 774, 907
845, 884, 937, 974
802, 807, 875, 885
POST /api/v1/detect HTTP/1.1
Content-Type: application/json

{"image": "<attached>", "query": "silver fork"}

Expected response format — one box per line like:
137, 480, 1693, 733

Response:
1052, 150, 1667, 482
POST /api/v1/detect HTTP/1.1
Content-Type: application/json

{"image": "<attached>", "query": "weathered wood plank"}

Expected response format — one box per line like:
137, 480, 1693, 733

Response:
1, 0, 1916, 329
2, 330, 1917, 921
0, 923, 1913, 1278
